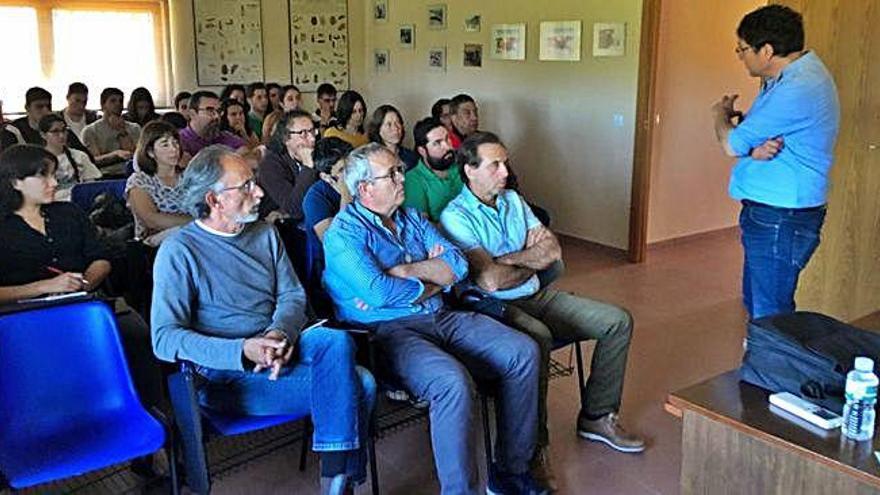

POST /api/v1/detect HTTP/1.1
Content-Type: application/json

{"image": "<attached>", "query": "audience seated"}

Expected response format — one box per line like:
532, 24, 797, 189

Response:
245, 82, 269, 138
0, 144, 163, 410
314, 83, 338, 134
367, 104, 419, 171
173, 91, 192, 119
59, 82, 98, 140
266, 82, 281, 112
127, 121, 190, 244
262, 85, 302, 143
220, 98, 261, 148
159, 111, 188, 130
12, 87, 94, 162
403, 117, 462, 222
323, 90, 368, 148
1, 100, 23, 152
180, 91, 246, 158
302, 137, 352, 315
40, 114, 102, 201
82, 87, 141, 176
150, 145, 375, 495
431, 98, 454, 133
322, 143, 547, 494
220, 83, 246, 104
124, 87, 160, 128
448, 94, 480, 150
257, 110, 318, 221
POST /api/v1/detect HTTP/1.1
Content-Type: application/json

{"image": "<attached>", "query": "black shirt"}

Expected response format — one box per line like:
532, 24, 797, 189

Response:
0, 202, 109, 286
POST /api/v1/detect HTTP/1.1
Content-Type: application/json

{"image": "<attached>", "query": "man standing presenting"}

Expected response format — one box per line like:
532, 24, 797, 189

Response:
712, 5, 839, 319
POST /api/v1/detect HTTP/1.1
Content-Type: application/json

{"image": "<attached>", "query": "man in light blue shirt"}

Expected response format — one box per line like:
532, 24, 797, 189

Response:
713, 4, 839, 319
440, 133, 644, 488
323, 143, 546, 495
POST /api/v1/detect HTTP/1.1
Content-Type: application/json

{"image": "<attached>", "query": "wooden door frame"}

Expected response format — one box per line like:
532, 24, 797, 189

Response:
628, 0, 663, 263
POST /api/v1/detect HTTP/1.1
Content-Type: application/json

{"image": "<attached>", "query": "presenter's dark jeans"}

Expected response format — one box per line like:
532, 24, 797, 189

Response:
740, 200, 826, 320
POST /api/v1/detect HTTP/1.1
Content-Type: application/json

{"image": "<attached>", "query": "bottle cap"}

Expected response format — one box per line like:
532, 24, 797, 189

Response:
855, 357, 874, 372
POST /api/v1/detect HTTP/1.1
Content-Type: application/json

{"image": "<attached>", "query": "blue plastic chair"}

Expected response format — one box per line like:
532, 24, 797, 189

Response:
0, 300, 177, 491
70, 179, 127, 211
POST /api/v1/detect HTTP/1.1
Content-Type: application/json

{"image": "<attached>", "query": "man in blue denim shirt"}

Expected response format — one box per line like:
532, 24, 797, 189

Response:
323, 143, 546, 495
712, 5, 839, 319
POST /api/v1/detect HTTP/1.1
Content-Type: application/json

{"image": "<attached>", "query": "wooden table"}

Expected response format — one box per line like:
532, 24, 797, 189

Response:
666, 371, 880, 495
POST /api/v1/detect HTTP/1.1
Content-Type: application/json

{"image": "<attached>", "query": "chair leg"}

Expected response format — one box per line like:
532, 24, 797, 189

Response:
167, 371, 211, 494
299, 419, 312, 472
168, 428, 180, 495
480, 393, 492, 477
574, 342, 587, 409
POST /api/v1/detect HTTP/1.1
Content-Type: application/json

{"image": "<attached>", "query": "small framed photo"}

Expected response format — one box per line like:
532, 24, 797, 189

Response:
399, 24, 415, 49
539, 21, 582, 61
374, 49, 390, 72
463, 43, 483, 68
464, 14, 481, 33
491, 23, 526, 61
428, 46, 446, 71
373, 0, 388, 23
427, 4, 447, 30
593, 22, 626, 57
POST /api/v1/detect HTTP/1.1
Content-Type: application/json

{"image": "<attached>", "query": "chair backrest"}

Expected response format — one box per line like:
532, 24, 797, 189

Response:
0, 301, 141, 439
70, 179, 127, 212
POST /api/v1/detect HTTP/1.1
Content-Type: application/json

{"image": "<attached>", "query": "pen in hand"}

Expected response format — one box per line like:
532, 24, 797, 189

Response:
45, 266, 90, 287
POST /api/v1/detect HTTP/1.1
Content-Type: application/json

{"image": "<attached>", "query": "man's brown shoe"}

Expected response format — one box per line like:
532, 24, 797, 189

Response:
577, 412, 645, 453
529, 447, 558, 493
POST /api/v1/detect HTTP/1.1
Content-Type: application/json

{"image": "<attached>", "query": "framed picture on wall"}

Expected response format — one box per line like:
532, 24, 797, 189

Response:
593, 22, 626, 57
399, 24, 415, 49
491, 23, 526, 61
539, 21, 582, 61
427, 4, 447, 30
464, 14, 481, 33
193, 0, 265, 85
374, 0, 388, 23
463, 43, 483, 67
374, 49, 390, 72
428, 46, 446, 71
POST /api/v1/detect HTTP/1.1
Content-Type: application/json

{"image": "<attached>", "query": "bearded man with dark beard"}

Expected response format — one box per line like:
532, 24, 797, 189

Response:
179, 91, 246, 160
403, 117, 463, 222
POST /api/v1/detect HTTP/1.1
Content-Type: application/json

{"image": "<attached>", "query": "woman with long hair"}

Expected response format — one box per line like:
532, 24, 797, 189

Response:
39, 114, 102, 201
261, 85, 302, 143
124, 87, 160, 127
366, 104, 419, 171
323, 90, 368, 147
220, 98, 261, 148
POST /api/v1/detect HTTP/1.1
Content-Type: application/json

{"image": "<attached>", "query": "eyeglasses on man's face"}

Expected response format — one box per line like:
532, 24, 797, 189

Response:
288, 127, 318, 138
369, 165, 406, 184
218, 177, 258, 194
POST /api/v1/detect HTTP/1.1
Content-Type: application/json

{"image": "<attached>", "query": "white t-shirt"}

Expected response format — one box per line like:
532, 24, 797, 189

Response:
53, 148, 103, 202
62, 109, 89, 140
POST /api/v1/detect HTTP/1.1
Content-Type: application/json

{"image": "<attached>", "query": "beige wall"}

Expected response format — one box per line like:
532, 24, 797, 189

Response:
646, 0, 763, 244
167, 0, 643, 248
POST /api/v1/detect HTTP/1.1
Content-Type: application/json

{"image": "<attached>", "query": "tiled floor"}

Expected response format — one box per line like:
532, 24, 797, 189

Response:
208, 228, 752, 495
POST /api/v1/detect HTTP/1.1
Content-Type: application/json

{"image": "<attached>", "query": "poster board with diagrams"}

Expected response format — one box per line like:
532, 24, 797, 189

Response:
193, 0, 265, 86
289, 0, 350, 91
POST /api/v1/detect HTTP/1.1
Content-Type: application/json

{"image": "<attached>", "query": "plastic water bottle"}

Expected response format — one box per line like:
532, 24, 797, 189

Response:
842, 357, 879, 441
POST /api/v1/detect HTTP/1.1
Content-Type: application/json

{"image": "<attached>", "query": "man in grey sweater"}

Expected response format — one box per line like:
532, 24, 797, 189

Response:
151, 145, 375, 495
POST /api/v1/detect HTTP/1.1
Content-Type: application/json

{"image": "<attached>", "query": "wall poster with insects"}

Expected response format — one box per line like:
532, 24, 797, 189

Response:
289, 0, 350, 92
193, 0, 265, 86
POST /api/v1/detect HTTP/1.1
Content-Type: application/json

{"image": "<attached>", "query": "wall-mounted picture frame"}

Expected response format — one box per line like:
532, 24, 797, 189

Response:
428, 46, 446, 71
593, 22, 626, 57
539, 20, 582, 61
399, 24, 415, 49
373, 0, 388, 23
427, 4, 447, 30
491, 23, 526, 61
374, 49, 390, 72
193, 0, 265, 85
464, 14, 481, 33
463, 43, 483, 67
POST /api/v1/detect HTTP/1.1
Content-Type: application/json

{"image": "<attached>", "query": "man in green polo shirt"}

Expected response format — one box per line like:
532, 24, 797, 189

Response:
403, 117, 463, 222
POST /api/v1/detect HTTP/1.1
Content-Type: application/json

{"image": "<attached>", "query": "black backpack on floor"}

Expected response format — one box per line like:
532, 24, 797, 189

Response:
739, 311, 880, 413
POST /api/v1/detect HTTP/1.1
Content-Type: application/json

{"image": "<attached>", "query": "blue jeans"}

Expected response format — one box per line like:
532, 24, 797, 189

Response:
196, 327, 376, 482
739, 201, 826, 320
373, 310, 540, 495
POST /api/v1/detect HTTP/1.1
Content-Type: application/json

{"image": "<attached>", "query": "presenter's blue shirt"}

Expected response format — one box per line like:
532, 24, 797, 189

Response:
727, 51, 839, 208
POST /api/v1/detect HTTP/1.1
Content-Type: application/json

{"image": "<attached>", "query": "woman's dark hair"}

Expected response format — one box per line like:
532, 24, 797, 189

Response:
219, 98, 254, 138
279, 85, 301, 109
313, 137, 353, 175
174, 91, 192, 109
0, 144, 58, 214
126, 87, 158, 126
267, 109, 314, 156
135, 121, 182, 175
431, 98, 451, 120
220, 84, 246, 102
737, 5, 804, 57
334, 90, 367, 133
367, 104, 404, 145
38, 113, 66, 134
160, 111, 188, 129
457, 131, 504, 186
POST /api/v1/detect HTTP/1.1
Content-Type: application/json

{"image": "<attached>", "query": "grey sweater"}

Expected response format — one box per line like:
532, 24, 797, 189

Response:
151, 221, 307, 371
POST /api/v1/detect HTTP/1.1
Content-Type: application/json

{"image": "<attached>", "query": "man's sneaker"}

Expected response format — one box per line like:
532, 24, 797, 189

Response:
577, 412, 645, 453
486, 463, 550, 495
528, 447, 558, 493
320, 474, 353, 495
384, 388, 429, 409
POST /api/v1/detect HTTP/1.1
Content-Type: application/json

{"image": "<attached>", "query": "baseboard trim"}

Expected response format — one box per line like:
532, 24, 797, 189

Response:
555, 232, 628, 258
648, 226, 739, 250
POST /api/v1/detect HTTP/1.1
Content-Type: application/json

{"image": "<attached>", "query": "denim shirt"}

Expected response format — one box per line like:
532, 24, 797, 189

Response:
727, 51, 840, 208
322, 201, 469, 324
440, 187, 541, 300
